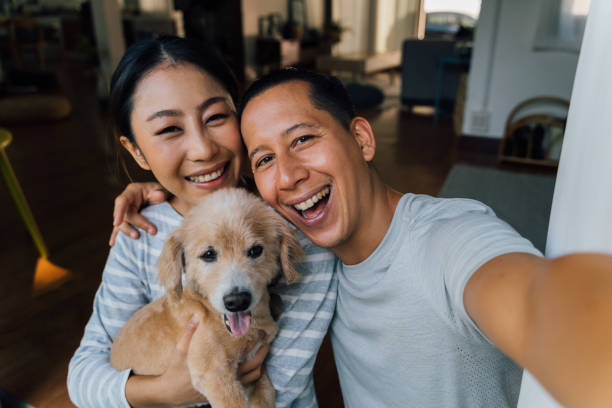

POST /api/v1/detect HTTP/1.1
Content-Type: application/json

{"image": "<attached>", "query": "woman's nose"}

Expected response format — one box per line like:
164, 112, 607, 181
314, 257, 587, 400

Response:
186, 127, 218, 162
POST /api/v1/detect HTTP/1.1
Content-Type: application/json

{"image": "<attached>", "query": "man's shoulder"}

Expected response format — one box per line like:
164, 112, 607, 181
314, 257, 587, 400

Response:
400, 194, 496, 228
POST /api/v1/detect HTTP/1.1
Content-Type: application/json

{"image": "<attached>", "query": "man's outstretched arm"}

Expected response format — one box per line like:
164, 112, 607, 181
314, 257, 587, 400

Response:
465, 252, 612, 408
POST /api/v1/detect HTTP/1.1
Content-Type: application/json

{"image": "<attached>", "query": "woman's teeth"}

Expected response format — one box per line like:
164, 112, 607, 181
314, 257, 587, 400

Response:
294, 187, 330, 211
187, 168, 224, 183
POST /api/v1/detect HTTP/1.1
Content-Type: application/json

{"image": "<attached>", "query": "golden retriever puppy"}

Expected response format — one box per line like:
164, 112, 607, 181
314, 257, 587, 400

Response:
110, 188, 303, 408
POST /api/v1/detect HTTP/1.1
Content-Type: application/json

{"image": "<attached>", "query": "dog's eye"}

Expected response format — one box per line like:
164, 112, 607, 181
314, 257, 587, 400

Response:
247, 245, 263, 259
200, 247, 217, 262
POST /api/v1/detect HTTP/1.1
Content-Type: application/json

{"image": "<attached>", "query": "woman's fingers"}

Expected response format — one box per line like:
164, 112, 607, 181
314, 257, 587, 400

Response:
240, 366, 263, 385
125, 212, 157, 235
109, 226, 120, 247
113, 194, 133, 227
238, 342, 269, 384
176, 315, 200, 355
146, 188, 168, 204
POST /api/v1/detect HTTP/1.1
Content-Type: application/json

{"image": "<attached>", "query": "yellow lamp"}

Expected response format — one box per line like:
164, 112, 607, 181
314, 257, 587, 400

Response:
0, 128, 70, 294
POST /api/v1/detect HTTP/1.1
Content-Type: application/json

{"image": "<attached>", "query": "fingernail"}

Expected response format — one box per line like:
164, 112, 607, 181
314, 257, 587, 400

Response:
148, 227, 155, 234
130, 232, 138, 239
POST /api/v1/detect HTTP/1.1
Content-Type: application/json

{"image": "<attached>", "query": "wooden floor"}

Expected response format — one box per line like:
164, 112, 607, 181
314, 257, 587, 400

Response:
0, 62, 533, 407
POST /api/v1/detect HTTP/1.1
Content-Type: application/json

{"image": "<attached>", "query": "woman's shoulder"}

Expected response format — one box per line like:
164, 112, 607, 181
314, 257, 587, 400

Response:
140, 202, 183, 233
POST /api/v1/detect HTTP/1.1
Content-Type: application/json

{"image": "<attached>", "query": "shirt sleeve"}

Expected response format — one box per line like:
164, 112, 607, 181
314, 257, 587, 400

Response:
67, 234, 152, 407
415, 198, 542, 344
266, 229, 338, 408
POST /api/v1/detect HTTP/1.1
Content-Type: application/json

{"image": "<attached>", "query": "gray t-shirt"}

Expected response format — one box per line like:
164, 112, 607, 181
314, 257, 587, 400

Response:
330, 194, 541, 407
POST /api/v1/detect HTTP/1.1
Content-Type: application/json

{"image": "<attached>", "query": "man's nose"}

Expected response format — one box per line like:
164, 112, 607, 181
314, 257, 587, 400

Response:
276, 154, 307, 190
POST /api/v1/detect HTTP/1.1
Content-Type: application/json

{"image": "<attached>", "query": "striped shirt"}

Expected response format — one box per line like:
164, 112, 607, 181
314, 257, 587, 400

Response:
67, 202, 338, 408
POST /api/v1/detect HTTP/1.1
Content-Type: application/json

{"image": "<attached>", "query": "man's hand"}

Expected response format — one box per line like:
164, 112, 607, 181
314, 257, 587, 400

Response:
109, 182, 168, 246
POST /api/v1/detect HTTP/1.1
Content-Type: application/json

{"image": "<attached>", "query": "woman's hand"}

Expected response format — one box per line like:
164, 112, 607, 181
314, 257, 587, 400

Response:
239, 335, 270, 384
109, 182, 168, 246
124, 315, 269, 407
125, 315, 208, 407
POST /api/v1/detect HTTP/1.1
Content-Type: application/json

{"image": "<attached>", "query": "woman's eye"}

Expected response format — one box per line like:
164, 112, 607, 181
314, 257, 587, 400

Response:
200, 247, 217, 262
155, 126, 181, 135
255, 155, 273, 169
206, 113, 229, 124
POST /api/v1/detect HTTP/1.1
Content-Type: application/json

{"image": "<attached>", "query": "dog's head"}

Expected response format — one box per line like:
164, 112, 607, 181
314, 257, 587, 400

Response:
157, 188, 303, 336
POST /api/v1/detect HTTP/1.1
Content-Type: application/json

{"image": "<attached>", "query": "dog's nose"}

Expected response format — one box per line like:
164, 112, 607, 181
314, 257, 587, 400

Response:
223, 289, 252, 312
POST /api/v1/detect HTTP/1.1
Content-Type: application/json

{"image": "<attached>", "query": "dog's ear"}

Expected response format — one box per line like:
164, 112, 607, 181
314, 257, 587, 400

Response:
278, 222, 304, 285
157, 230, 184, 297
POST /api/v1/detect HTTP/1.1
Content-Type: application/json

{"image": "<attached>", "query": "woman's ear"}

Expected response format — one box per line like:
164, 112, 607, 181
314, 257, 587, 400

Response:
350, 117, 376, 162
119, 136, 150, 170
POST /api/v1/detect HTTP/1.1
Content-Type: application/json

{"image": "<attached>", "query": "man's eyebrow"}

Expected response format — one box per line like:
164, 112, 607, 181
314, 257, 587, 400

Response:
284, 122, 319, 135
146, 96, 228, 122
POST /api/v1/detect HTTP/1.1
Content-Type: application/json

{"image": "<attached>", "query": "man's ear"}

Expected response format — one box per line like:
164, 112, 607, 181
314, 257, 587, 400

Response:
119, 136, 150, 170
350, 117, 376, 162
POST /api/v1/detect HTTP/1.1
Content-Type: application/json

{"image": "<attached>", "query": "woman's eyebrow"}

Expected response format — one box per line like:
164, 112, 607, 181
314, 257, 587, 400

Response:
146, 109, 181, 122
146, 96, 229, 122
197, 96, 229, 112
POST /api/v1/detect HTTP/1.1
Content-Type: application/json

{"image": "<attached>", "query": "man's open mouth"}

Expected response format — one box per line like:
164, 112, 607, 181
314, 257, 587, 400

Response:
223, 311, 251, 337
292, 186, 330, 219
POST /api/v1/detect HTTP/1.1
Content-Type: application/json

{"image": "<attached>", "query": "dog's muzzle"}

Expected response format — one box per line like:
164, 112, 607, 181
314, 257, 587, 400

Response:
223, 289, 252, 337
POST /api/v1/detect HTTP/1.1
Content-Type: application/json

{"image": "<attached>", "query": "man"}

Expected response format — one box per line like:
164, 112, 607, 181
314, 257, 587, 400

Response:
238, 69, 612, 408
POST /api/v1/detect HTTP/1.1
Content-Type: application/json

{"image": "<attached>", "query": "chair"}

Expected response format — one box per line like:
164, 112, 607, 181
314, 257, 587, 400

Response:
498, 97, 569, 167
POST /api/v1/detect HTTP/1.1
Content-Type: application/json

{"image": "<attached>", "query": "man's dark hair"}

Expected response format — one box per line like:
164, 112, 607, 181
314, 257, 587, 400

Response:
239, 68, 356, 130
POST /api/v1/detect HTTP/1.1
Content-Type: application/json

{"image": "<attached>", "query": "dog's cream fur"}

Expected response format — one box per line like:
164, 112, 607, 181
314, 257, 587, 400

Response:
110, 188, 303, 407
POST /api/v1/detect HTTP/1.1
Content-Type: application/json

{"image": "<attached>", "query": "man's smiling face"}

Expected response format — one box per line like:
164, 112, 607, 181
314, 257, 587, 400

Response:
241, 80, 374, 252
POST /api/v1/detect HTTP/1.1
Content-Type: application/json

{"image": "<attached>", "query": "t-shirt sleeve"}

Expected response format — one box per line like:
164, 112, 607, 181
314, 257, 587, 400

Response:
266, 228, 338, 408
416, 199, 541, 344
67, 233, 151, 407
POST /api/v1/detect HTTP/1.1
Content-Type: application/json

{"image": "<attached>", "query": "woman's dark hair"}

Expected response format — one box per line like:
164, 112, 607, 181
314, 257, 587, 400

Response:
239, 68, 355, 130
110, 35, 239, 142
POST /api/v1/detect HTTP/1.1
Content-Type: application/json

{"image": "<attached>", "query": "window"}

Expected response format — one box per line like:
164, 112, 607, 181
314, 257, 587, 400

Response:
534, 0, 591, 52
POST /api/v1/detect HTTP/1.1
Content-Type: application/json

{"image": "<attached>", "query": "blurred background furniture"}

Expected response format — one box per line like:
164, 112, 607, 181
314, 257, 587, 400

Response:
401, 39, 469, 112
316, 51, 401, 81
498, 96, 569, 167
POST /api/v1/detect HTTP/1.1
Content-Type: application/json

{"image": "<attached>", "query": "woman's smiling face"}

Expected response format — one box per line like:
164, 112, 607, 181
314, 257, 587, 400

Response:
122, 62, 244, 215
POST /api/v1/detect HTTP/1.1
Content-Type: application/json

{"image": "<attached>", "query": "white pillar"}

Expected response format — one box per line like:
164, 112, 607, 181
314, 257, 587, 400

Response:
91, 0, 125, 98
517, 0, 612, 406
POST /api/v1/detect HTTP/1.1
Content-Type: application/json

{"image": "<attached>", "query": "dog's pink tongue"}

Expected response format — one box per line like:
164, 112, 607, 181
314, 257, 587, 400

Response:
227, 312, 251, 336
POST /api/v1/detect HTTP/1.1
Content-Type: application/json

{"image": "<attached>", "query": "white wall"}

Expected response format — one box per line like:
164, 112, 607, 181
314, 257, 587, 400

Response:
462, 0, 580, 138
333, 0, 420, 55
374, 0, 420, 53
518, 0, 612, 405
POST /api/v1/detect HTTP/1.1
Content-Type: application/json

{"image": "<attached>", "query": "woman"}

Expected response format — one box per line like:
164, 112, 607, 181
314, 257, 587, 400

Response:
67, 36, 337, 408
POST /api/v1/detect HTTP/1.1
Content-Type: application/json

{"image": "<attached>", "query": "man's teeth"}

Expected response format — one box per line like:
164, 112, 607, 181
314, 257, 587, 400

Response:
188, 168, 224, 183
294, 187, 330, 211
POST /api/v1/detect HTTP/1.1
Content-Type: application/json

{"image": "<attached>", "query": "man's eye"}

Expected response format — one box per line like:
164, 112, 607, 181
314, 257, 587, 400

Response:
247, 245, 263, 258
255, 155, 273, 169
200, 247, 217, 262
155, 126, 181, 135
295, 135, 314, 145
